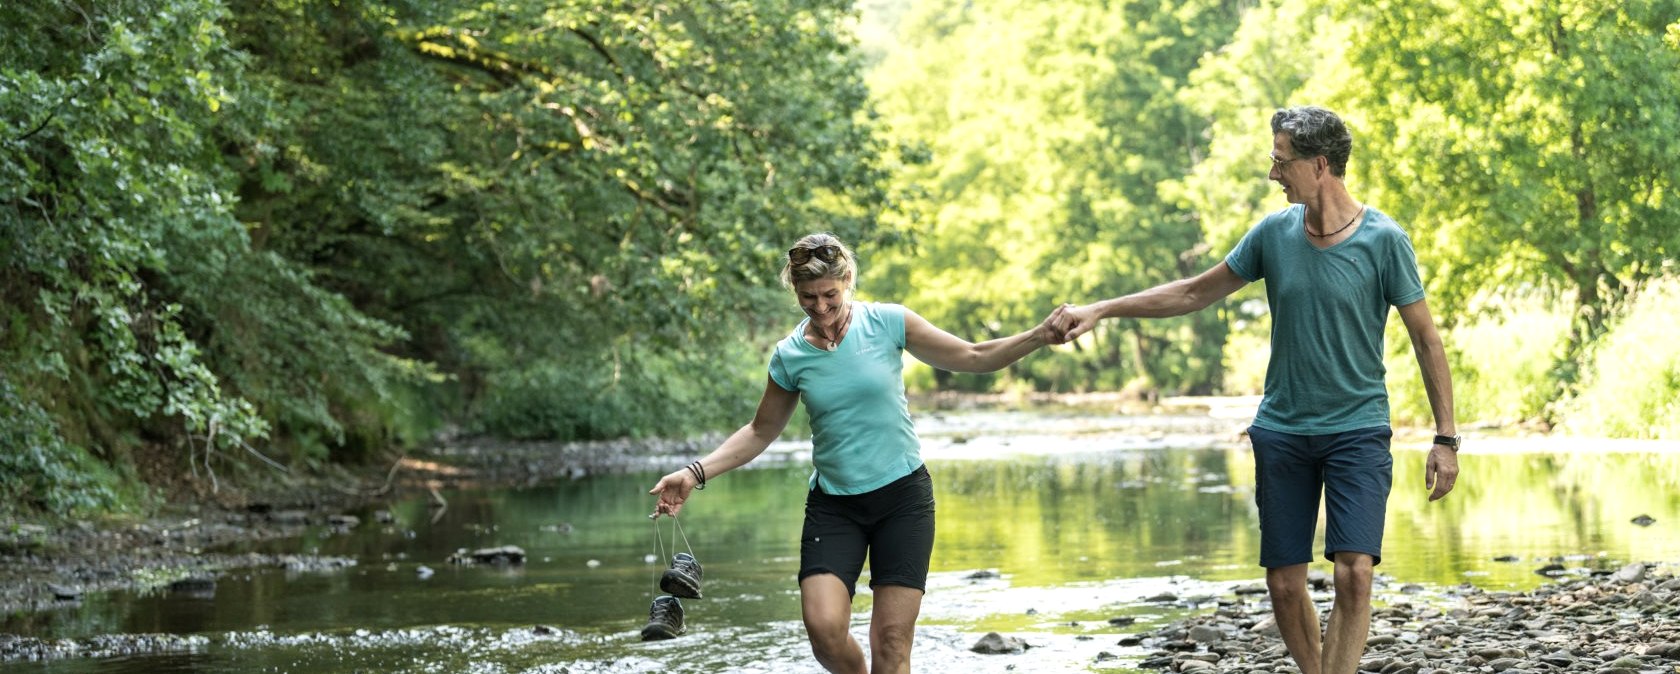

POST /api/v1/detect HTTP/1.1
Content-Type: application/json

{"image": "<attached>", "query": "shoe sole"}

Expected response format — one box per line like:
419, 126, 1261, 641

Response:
659, 572, 702, 599
640, 624, 684, 641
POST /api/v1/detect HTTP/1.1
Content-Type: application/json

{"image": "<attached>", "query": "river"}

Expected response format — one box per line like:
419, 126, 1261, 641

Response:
4, 406, 1678, 673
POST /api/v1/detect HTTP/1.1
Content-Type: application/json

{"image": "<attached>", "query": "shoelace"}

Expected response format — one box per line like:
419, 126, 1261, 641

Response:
650, 515, 696, 596
650, 599, 675, 620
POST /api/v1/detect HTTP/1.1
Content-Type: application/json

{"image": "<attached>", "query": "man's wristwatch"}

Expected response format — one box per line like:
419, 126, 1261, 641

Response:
1433, 434, 1462, 451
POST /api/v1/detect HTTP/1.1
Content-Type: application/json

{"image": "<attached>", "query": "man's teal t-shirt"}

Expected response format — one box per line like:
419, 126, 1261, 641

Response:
1224, 205, 1427, 435
768, 301, 921, 495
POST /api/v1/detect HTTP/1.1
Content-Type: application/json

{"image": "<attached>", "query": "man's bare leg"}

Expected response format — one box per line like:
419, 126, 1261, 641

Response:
1321, 552, 1374, 674
1267, 563, 1321, 674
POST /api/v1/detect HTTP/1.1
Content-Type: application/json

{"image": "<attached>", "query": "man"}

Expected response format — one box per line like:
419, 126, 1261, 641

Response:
1057, 105, 1460, 674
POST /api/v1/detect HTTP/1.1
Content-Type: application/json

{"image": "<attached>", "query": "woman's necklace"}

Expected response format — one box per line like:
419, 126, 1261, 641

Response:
814, 304, 852, 351
1306, 204, 1364, 238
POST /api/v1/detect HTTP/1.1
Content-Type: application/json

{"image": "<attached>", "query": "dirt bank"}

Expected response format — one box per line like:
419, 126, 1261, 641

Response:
0, 434, 718, 619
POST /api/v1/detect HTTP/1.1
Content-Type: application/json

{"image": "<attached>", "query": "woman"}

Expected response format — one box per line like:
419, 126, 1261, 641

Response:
647, 233, 1066, 674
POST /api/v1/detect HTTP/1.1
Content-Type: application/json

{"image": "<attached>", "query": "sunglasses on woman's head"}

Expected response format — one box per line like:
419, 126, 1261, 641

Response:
788, 244, 839, 265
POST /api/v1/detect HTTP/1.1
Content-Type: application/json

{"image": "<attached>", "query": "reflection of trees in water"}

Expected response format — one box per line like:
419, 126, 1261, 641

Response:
932, 448, 1260, 584
1386, 449, 1680, 588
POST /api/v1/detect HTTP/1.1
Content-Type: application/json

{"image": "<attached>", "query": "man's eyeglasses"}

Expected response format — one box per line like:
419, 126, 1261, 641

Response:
1269, 153, 1313, 168
788, 244, 840, 265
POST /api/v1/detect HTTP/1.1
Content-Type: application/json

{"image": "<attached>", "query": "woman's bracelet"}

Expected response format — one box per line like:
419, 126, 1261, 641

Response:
685, 461, 707, 490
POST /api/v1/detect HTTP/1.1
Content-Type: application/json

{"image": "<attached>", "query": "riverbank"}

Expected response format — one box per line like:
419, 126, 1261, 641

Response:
1119, 563, 1680, 673
0, 434, 718, 622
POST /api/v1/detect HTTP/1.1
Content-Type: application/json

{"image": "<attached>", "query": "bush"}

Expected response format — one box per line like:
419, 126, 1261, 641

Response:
1558, 279, 1680, 439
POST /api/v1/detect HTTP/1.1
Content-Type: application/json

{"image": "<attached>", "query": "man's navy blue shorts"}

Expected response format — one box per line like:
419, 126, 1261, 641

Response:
798, 464, 935, 596
1248, 425, 1393, 568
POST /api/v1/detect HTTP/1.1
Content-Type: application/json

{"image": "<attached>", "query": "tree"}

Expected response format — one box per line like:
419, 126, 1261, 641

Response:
1340, 0, 1680, 393
870, 0, 1243, 395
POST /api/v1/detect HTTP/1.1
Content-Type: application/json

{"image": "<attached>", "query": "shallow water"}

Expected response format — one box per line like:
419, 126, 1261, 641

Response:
5, 410, 1680, 673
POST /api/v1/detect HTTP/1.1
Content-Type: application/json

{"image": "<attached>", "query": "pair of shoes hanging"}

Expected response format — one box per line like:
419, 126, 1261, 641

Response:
641, 514, 704, 642
640, 555, 704, 640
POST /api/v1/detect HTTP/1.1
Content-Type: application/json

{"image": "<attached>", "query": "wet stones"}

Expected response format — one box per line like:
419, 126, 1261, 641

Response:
277, 555, 357, 572
446, 545, 526, 565
1126, 562, 1680, 673
44, 583, 80, 601
0, 633, 208, 662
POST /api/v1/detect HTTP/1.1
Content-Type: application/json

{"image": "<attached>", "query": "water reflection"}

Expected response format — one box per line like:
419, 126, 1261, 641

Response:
5, 416, 1680, 673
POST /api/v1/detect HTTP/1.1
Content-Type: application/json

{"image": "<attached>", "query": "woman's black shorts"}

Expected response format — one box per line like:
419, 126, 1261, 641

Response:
798, 464, 936, 596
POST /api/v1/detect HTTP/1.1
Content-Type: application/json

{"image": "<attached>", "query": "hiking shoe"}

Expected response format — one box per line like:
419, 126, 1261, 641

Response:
640, 595, 685, 641
659, 552, 703, 599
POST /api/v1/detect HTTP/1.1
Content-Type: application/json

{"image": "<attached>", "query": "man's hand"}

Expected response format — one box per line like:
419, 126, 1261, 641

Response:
1425, 444, 1459, 501
1059, 303, 1101, 343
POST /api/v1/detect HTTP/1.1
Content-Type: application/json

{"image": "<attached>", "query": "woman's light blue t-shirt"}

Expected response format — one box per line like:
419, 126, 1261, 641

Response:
768, 302, 921, 495
1224, 205, 1427, 435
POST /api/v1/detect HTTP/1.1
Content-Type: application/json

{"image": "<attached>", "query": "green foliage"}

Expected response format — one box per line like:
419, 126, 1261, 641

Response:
2, 0, 281, 507
1339, 0, 1680, 387
472, 341, 764, 442
1558, 279, 1680, 439
6, 0, 1679, 517
869, 0, 1243, 396
216, 0, 898, 440
1386, 296, 1567, 427
3, 0, 898, 513
0, 374, 132, 516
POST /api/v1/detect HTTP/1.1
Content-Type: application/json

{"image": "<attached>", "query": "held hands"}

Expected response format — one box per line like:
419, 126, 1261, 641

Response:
1039, 303, 1097, 345
1036, 304, 1073, 345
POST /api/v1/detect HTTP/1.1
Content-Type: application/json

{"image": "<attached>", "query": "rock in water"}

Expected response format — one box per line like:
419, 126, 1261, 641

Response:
446, 545, 527, 565
1631, 514, 1656, 527
45, 583, 80, 601
970, 632, 1029, 654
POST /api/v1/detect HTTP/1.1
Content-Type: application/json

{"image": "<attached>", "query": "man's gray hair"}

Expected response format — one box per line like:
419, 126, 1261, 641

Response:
1272, 106, 1353, 177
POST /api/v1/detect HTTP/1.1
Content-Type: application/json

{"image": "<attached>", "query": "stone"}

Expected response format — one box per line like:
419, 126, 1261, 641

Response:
1188, 625, 1223, 643
447, 545, 526, 565
970, 632, 1028, 654
45, 582, 80, 601
1611, 563, 1647, 584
